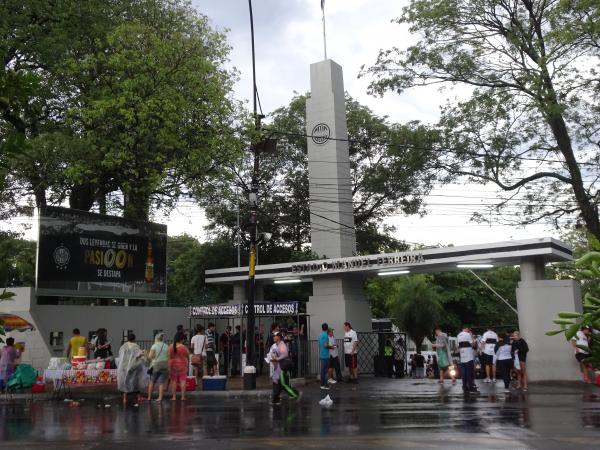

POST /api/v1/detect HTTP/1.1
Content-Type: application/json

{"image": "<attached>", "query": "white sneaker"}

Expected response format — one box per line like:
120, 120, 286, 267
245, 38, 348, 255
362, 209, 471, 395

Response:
327, 378, 337, 384
320, 385, 330, 390
484, 378, 491, 383
492, 379, 497, 383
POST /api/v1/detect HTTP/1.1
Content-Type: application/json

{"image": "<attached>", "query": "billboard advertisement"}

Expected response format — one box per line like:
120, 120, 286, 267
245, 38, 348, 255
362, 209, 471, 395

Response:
36, 206, 167, 300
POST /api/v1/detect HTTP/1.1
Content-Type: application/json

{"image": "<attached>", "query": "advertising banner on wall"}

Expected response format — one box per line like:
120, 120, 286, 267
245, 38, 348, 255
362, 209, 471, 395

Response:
36, 206, 167, 300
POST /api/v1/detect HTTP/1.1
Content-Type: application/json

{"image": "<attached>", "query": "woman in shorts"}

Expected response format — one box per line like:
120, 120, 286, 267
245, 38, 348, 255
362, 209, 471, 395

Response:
147, 333, 169, 401
169, 332, 190, 400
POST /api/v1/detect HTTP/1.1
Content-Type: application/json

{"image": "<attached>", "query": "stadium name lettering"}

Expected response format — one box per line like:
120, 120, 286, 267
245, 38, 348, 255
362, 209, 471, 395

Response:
290, 253, 425, 274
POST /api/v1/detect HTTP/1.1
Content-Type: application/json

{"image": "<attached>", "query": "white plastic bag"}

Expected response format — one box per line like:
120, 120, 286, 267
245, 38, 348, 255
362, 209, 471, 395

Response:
513, 351, 520, 371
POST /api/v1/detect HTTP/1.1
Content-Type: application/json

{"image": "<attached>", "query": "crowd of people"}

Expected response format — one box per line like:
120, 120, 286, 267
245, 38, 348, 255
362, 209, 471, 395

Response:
317, 322, 359, 390
451, 325, 529, 394
96, 322, 309, 406
12, 318, 592, 403
406, 326, 531, 394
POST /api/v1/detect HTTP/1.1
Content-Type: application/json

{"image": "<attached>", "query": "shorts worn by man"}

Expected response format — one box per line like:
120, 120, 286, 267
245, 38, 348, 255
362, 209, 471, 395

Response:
343, 322, 358, 383
480, 328, 498, 383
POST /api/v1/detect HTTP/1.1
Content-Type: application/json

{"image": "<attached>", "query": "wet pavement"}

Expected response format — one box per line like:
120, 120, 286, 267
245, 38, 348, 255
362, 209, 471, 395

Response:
1, 378, 600, 449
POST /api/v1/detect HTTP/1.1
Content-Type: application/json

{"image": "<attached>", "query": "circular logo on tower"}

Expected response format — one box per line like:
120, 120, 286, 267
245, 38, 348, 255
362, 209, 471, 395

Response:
53, 245, 71, 270
311, 123, 331, 145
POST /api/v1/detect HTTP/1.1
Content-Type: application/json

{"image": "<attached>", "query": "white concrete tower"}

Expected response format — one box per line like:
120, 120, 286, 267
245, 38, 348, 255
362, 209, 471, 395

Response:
305, 60, 372, 338
306, 59, 356, 259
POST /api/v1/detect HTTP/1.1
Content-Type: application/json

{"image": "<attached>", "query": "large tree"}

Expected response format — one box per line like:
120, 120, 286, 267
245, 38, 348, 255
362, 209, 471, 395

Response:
1, 0, 241, 221
198, 94, 441, 261
364, 0, 600, 240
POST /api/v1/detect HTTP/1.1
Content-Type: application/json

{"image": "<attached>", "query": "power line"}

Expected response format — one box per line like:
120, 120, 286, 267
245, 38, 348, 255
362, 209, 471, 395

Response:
272, 129, 600, 168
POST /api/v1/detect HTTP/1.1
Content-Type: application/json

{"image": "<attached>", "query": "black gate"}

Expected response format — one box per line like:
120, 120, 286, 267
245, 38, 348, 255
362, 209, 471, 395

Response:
356, 332, 407, 376
308, 332, 407, 377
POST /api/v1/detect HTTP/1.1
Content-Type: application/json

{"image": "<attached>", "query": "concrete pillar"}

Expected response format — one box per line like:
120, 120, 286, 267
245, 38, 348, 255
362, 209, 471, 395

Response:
516, 279, 582, 381
233, 282, 246, 302
306, 59, 356, 259
232, 281, 264, 303
255, 281, 265, 302
306, 276, 372, 340
520, 256, 545, 282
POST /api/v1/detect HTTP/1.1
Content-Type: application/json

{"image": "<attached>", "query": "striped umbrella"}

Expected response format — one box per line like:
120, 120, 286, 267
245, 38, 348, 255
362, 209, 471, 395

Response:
0, 313, 35, 332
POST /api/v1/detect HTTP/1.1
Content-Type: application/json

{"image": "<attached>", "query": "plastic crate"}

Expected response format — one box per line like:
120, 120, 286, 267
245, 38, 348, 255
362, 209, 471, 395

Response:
202, 375, 227, 391
176, 376, 197, 392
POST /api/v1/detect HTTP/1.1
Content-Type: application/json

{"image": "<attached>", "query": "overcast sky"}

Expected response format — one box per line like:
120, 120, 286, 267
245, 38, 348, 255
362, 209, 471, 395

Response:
7, 0, 557, 247
163, 0, 553, 247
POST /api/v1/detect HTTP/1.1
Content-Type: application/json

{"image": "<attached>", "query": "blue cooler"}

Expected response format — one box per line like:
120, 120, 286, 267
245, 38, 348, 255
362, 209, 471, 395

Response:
202, 375, 227, 391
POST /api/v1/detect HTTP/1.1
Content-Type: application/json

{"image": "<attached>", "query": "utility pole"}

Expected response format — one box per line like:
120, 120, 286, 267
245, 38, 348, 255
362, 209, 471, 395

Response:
244, 0, 277, 390
245, 0, 260, 390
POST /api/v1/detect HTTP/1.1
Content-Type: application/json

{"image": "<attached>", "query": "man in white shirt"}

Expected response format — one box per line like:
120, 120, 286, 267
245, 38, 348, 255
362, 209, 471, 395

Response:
480, 326, 498, 383
571, 326, 592, 383
457, 325, 478, 393
343, 322, 358, 383
190, 326, 207, 381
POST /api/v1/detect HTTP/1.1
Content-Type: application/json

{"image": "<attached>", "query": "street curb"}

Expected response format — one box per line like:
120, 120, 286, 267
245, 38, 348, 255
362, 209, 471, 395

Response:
0, 378, 311, 402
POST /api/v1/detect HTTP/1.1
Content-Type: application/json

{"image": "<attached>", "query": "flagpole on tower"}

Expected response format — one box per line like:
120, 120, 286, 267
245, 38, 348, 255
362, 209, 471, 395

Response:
321, 0, 327, 60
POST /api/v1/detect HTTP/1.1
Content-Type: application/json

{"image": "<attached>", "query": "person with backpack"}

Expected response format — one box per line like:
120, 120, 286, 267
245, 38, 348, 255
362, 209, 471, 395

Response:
93, 328, 113, 361
270, 331, 299, 405
147, 333, 169, 401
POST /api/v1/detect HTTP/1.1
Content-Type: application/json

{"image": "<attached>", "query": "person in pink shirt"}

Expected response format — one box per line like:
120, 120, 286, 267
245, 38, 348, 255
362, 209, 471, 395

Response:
0, 338, 20, 392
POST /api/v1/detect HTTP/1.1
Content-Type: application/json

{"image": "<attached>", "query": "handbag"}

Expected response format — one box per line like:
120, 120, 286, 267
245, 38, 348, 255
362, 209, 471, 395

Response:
192, 337, 206, 366
148, 343, 167, 374
279, 357, 294, 372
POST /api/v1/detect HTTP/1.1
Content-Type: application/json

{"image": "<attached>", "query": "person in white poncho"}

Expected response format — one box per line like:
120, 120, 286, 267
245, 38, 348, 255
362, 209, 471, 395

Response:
117, 333, 146, 406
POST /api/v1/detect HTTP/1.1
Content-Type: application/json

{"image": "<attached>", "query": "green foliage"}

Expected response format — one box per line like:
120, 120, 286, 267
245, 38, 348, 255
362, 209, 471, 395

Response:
166, 235, 236, 306
0, 232, 36, 287
388, 275, 442, 349
1, 0, 241, 221
363, 0, 600, 240
548, 240, 600, 367
200, 93, 439, 261
366, 266, 519, 335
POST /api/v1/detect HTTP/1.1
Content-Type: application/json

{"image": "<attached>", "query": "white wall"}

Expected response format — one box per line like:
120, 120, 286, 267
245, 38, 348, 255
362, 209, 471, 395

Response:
517, 279, 583, 381
0, 288, 51, 371
1, 287, 188, 372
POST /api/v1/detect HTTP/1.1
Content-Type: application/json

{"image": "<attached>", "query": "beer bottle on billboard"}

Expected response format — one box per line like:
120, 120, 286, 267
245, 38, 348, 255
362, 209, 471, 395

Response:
145, 242, 154, 283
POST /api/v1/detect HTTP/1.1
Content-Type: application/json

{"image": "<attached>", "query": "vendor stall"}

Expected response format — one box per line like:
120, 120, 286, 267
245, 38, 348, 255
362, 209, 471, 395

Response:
43, 357, 117, 398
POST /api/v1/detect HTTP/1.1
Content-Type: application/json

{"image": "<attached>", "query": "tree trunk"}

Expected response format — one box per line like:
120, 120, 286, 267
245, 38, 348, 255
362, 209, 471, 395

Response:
548, 114, 600, 240
123, 190, 150, 221
69, 184, 95, 211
